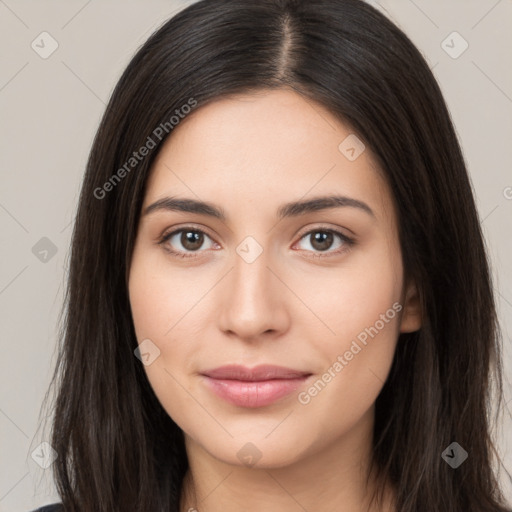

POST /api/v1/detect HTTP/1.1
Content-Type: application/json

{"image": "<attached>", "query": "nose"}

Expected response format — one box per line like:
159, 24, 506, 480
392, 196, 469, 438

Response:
217, 245, 290, 342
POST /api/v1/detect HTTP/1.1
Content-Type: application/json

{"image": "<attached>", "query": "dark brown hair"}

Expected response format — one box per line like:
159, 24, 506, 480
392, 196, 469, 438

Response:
39, 0, 511, 510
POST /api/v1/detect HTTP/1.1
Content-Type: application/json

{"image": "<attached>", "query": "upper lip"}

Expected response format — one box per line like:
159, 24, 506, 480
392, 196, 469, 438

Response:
200, 364, 312, 381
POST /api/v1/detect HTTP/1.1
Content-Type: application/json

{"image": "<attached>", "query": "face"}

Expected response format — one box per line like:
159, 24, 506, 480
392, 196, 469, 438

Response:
128, 88, 421, 468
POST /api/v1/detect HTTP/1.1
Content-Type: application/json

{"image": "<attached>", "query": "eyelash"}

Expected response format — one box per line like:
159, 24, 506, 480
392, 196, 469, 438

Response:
157, 225, 355, 260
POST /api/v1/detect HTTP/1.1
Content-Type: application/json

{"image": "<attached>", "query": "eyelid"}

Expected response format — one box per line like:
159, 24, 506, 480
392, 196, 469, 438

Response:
159, 223, 217, 242
294, 223, 353, 241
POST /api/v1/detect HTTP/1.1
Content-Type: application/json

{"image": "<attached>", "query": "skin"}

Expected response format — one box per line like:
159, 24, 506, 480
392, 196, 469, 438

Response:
128, 88, 422, 512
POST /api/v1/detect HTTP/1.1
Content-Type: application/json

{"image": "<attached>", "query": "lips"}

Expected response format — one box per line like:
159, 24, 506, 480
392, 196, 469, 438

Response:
200, 364, 312, 408
201, 364, 311, 381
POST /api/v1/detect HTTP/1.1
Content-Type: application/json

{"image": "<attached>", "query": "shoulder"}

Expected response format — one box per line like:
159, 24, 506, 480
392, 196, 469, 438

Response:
30, 504, 64, 512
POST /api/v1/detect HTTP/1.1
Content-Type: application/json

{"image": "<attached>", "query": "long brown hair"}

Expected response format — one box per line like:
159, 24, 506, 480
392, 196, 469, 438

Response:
39, 0, 511, 510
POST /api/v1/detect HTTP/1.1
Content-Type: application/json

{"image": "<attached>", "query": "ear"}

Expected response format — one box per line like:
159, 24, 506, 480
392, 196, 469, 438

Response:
399, 281, 422, 333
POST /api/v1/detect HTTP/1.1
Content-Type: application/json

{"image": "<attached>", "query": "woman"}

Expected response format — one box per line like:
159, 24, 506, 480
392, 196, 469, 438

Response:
33, 0, 511, 510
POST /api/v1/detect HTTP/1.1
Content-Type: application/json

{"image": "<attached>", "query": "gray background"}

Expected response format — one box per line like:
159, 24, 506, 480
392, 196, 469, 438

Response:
0, 1, 511, 510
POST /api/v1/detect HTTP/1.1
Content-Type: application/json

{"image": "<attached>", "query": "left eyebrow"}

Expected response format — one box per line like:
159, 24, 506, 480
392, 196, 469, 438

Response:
276, 195, 375, 219
143, 194, 375, 220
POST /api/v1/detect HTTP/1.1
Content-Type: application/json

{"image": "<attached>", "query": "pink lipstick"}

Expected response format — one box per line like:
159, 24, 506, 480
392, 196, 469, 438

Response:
200, 364, 312, 408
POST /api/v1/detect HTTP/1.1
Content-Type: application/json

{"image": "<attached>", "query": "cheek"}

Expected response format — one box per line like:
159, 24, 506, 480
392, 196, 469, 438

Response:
129, 270, 195, 374
295, 283, 401, 446
128, 247, 212, 387
129, 248, 210, 343
294, 241, 402, 411
298, 239, 402, 348
129, 260, 201, 429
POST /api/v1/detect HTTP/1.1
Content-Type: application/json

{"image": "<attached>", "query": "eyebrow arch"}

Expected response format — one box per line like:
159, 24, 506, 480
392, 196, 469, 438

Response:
143, 194, 375, 220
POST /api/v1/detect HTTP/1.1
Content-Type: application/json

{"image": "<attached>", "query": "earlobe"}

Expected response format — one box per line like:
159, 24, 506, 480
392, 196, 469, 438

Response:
399, 282, 422, 333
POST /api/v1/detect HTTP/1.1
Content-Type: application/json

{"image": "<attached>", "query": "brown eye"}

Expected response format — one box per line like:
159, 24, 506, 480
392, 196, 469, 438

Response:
309, 231, 334, 251
159, 228, 217, 257
180, 230, 204, 251
295, 229, 354, 257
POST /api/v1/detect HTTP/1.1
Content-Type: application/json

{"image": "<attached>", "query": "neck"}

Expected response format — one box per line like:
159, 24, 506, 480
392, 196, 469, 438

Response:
179, 408, 395, 512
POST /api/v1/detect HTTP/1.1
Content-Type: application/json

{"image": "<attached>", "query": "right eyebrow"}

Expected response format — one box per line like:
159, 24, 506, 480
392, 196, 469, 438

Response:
143, 197, 226, 219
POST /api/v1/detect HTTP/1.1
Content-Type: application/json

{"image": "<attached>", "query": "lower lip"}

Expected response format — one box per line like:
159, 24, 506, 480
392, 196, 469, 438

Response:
201, 376, 310, 408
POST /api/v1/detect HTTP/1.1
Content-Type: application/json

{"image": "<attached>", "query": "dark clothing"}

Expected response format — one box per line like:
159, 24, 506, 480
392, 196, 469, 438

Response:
31, 505, 63, 512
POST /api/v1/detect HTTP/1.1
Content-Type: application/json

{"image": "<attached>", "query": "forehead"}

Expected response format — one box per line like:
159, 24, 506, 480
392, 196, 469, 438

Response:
144, 88, 394, 224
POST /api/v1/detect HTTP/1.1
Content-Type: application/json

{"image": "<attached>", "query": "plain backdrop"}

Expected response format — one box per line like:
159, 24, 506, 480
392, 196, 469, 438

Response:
0, 1, 511, 510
